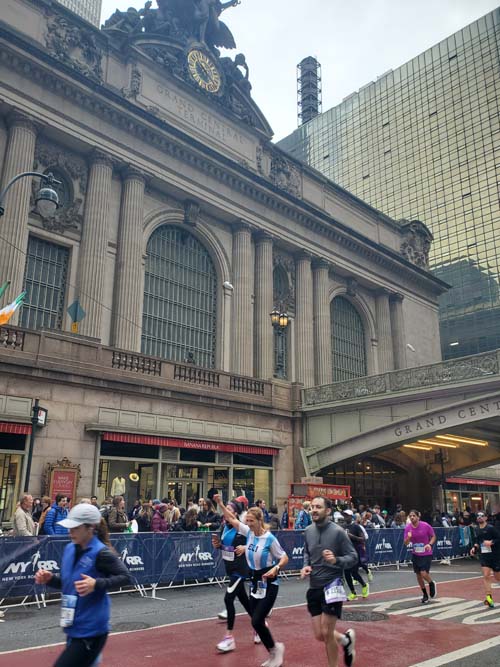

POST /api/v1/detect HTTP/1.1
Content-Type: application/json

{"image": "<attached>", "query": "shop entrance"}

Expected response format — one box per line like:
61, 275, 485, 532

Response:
166, 480, 202, 507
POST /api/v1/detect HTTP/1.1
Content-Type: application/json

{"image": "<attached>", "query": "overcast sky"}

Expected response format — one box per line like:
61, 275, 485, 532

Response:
100, 0, 499, 140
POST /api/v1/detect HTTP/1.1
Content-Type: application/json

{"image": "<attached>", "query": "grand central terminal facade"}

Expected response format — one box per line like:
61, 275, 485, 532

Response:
0, 1, 498, 521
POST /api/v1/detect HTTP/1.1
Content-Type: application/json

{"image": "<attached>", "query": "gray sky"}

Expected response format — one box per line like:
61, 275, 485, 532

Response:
100, 0, 499, 140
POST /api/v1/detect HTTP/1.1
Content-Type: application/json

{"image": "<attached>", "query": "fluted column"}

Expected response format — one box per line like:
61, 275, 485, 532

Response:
295, 251, 314, 387
375, 288, 394, 372
390, 292, 407, 369
112, 166, 146, 351
0, 113, 38, 317
254, 232, 273, 379
78, 151, 113, 339
313, 258, 331, 385
231, 222, 253, 375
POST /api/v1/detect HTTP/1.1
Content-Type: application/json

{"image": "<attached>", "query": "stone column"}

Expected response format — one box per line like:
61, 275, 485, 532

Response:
295, 252, 314, 387
0, 112, 38, 317
112, 166, 145, 352
254, 232, 273, 379
78, 151, 113, 339
312, 258, 331, 386
390, 292, 407, 369
231, 222, 253, 376
375, 288, 394, 372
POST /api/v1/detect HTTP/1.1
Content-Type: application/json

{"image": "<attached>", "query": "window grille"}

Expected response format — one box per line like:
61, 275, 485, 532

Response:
141, 226, 217, 368
21, 236, 69, 330
273, 266, 290, 379
331, 296, 367, 381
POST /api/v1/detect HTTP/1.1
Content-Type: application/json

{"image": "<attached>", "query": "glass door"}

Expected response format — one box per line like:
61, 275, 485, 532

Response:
166, 481, 202, 507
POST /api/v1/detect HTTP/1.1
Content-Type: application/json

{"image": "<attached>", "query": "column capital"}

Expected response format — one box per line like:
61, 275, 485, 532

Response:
312, 257, 330, 271
88, 149, 114, 169
374, 286, 392, 298
254, 230, 274, 245
121, 164, 146, 184
295, 249, 313, 263
7, 110, 39, 135
390, 292, 404, 303
232, 220, 253, 234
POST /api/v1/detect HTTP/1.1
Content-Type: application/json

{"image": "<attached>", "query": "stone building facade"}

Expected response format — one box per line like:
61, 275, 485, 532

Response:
0, 0, 445, 521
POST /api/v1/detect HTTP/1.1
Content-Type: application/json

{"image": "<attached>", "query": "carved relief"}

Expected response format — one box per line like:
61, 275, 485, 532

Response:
269, 152, 301, 198
399, 219, 433, 269
122, 65, 143, 99
46, 15, 103, 82
184, 199, 201, 226
273, 251, 296, 315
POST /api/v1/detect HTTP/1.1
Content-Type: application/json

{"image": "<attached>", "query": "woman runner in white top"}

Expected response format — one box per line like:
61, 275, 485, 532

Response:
214, 495, 288, 667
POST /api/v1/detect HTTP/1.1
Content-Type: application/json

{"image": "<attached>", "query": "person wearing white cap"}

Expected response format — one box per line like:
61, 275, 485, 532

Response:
35, 503, 131, 667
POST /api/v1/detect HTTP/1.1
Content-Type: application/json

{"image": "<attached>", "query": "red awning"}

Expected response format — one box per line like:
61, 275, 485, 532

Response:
0, 422, 31, 435
102, 432, 279, 456
446, 476, 500, 487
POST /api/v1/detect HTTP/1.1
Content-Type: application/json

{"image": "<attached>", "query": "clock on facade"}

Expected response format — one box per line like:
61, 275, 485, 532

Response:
187, 48, 222, 94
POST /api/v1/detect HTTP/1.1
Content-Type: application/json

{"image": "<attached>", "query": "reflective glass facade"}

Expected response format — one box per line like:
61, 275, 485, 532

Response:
279, 9, 500, 360
57, 0, 102, 26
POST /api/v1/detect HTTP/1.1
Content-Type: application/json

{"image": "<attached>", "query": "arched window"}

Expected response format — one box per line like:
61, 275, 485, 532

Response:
331, 296, 367, 381
272, 266, 290, 379
141, 226, 217, 367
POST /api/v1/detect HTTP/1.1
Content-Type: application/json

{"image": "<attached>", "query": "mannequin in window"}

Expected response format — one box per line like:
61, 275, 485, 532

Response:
111, 475, 126, 497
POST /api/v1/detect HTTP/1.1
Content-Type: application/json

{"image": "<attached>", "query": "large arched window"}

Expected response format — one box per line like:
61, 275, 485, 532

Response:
273, 266, 290, 379
141, 226, 217, 367
331, 296, 367, 381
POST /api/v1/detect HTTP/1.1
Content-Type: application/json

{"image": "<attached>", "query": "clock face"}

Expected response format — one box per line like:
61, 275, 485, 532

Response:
187, 49, 222, 94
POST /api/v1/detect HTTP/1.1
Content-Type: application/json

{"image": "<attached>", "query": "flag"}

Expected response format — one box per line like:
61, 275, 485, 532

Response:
0, 291, 26, 326
0, 281, 10, 301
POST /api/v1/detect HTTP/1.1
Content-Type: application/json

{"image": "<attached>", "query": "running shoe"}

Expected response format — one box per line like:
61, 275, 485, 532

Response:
367, 569, 373, 582
485, 594, 494, 608
267, 642, 285, 667
343, 629, 356, 667
428, 580, 437, 599
217, 609, 228, 620
421, 594, 429, 604
216, 636, 236, 653
361, 584, 369, 598
347, 592, 357, 601
352, 579, 358, 585
254, 632, 262, 644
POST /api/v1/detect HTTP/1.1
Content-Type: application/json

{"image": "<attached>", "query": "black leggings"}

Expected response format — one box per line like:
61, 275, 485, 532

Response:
249, 582, 279, 651
54, 634, 108, 667
225, 576, 251, 631
345, 564, 366, 594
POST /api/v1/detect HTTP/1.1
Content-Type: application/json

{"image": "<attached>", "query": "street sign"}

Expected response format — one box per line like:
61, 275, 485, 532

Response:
67, 300, 86, 323
37, 407, 48, 426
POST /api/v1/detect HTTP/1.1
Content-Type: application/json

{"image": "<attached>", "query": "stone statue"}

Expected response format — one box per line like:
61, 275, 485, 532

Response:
195, 0, 240, 49
103, 4, 151, 34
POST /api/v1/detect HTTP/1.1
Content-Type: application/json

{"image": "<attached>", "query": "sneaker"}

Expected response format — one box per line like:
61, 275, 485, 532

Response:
343, 629, 356, 667
421, 594, 429, 604
254, 632, 262, 644
485, 595, 494, 608
217, 609, 228, 620
347, 592, 357, 601
361, 584, 369, 598
216, 636, 235, 653
267, 642, 285, 667
367, 569, 373, 582
352, 579, 358, 585
428, 580, 437, 599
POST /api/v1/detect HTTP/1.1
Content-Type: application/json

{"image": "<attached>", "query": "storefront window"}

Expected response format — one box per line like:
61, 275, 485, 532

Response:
233, 468, 272, 506
0, 453, 23, 523
98, 459, 158, 506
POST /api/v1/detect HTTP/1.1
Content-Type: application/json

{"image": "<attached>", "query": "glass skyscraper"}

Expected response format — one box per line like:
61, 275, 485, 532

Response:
279, 9, 500, 360
57, 0, 102, 26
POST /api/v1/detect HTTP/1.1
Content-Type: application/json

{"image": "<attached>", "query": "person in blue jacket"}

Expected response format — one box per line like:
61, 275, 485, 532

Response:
43, 494, 70, 535
35, 503, 131, 667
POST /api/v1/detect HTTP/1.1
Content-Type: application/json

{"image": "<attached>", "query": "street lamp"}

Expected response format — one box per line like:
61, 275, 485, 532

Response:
0, 171, 61, 218
270, 306, 289, 378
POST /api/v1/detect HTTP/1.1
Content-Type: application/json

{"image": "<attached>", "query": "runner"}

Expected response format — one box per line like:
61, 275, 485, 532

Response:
214, 494, 288, 667
34, 504, 131, 667
300, 496, 358, 667
470, 511, 500, 608
342, 509, 369, 600
212, 498, 252, 653
404, 509, 437, 604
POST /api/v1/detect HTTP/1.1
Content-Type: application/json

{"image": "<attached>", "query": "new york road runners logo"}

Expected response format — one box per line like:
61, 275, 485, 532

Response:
2, 550, 59, 579
372, 596, 500, 625
177, 544, 214, 568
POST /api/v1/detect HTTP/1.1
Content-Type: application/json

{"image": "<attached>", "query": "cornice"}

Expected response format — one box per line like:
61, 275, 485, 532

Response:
0, 36, 447, 298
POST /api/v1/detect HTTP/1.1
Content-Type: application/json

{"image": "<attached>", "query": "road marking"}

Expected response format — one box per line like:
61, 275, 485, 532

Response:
408, 635, 500, 666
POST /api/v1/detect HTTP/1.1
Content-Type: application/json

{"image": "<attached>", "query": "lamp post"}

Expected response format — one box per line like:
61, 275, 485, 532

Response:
0, 171, 60, 218
270, 306, 289, 378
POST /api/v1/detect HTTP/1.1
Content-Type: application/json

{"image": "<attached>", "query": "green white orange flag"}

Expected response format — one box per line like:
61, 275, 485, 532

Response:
0, 291, 26, 326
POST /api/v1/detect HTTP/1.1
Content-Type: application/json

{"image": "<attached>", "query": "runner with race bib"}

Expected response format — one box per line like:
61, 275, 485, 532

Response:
404, 509, 437, 604
470, 511, 500, 608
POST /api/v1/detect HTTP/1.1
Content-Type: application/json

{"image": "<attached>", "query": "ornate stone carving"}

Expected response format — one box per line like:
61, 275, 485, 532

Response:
273, 250, 296, 315
184, 199, 200, 226
399, 219, 433, 269
122, 65, 143, 99
34, 141, 88, 194
46, 15, 103, 82
269, 152, 301, 198
346, 278, 358, 297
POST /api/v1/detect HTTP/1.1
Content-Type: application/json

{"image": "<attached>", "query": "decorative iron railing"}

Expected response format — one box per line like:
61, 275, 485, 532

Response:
174, 364, 220, 387
111, 351, 162, 376
230, 376, 265, 396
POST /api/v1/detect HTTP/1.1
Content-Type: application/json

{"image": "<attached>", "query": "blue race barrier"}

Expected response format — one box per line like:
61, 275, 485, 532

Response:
0, 527, 468, 601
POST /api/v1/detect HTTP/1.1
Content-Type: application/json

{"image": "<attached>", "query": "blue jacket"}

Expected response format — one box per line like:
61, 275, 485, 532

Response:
43, 503, 69, 535
61, 536, 109, 638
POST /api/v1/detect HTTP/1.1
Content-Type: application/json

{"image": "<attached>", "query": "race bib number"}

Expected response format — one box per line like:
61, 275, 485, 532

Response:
324, 578, 347, 604
60, 594, 77, 628
251, 580, 267, 599
222, 545, 235, 562
481, 544, 492, 554
413, 543, 426, 554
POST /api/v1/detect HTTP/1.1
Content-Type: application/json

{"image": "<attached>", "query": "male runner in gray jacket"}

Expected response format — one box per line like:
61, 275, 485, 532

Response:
300, 496, 358, 667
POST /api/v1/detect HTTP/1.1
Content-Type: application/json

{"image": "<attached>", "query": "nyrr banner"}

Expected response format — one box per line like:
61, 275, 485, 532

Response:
0, 536, 66, 598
